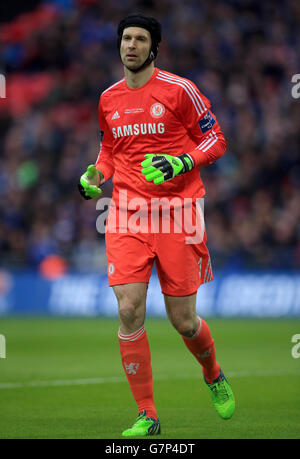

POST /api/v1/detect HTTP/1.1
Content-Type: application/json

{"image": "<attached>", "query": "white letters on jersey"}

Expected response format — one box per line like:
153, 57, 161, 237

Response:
112, 122, 165, 139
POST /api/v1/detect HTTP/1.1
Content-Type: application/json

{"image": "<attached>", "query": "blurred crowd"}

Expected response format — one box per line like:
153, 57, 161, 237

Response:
0, 0, 299, 272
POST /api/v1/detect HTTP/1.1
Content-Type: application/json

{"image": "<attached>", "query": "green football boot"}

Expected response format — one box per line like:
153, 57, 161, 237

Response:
122, 410, 161, 437
205, 369, 235, 419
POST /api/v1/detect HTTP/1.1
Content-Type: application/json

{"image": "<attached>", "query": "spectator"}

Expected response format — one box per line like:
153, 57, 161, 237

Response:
0, 0, 299, 270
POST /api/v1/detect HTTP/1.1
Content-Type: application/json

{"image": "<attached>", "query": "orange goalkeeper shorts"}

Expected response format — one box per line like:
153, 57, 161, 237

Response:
105, 202, 213, 297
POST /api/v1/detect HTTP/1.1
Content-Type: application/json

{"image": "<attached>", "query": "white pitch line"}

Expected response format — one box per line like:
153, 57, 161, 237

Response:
0, 376, 126, 390
0, 369, 299, 390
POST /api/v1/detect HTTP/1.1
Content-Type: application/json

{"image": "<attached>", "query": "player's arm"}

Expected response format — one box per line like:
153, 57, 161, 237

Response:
78, 97, 115, 199
141, 84, 226, 185
183, 107, 226, 169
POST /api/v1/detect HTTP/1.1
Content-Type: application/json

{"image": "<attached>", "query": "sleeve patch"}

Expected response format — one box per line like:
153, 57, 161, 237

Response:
199, 111, 215, 133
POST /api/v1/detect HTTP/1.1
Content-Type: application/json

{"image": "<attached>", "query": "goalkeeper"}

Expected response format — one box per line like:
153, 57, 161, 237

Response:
79, 13, 235, 437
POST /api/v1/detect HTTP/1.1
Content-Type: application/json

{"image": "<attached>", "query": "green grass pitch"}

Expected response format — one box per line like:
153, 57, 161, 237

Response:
0, 317, 299, 439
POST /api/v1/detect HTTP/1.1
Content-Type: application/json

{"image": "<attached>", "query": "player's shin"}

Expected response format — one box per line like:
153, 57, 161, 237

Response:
118, 326, 158, 419
182, 317, 221, 383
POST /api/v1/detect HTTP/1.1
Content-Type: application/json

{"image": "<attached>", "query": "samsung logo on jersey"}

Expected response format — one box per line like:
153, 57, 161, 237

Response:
112, 123, 165, 139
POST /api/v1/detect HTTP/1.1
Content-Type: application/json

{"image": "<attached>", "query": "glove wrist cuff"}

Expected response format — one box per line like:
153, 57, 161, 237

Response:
97, 169, 104, 182
178, 154, 194, 173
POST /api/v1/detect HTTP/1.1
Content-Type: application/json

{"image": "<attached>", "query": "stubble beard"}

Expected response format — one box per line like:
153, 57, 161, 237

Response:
121, 46, 151, 73
122, 56, 143, 72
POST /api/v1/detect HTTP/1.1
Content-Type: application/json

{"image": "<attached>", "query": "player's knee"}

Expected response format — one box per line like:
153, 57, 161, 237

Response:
118, 294, 145, 328
172, 319, 197, 338
114, 284, 146, 330
118, 301, 137, 323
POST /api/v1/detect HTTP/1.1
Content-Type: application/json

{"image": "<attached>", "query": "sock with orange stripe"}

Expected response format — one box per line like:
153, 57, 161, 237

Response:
182, 317, 221, 384
118, 326, 158, 420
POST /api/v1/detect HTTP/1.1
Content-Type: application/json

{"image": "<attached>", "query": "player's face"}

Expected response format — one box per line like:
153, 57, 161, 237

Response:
120, 27, 152, 71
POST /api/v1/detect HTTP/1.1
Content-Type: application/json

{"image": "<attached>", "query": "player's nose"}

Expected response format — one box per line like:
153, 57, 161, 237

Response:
128, 39, 137, 49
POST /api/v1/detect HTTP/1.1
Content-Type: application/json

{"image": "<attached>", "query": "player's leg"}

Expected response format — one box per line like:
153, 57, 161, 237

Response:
154, 205, 235, 419
155, 203, 221, 383
164, 293, 235, 419
113, 283, 160, 435
105, 220, 160, 436
164, 293, 221, 382
114, 282, 147, 334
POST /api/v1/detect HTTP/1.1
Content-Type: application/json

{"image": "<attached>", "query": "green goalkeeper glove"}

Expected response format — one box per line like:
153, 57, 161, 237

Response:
141, 153, 194, 185
78, 165, 103, 200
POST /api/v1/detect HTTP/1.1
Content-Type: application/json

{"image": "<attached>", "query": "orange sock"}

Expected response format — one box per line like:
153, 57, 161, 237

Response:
118, 326, 157, 419
182, 317, 221, 383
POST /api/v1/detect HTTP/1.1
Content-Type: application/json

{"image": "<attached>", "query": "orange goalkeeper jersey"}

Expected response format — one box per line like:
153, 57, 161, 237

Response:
95, 68, 226, 208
